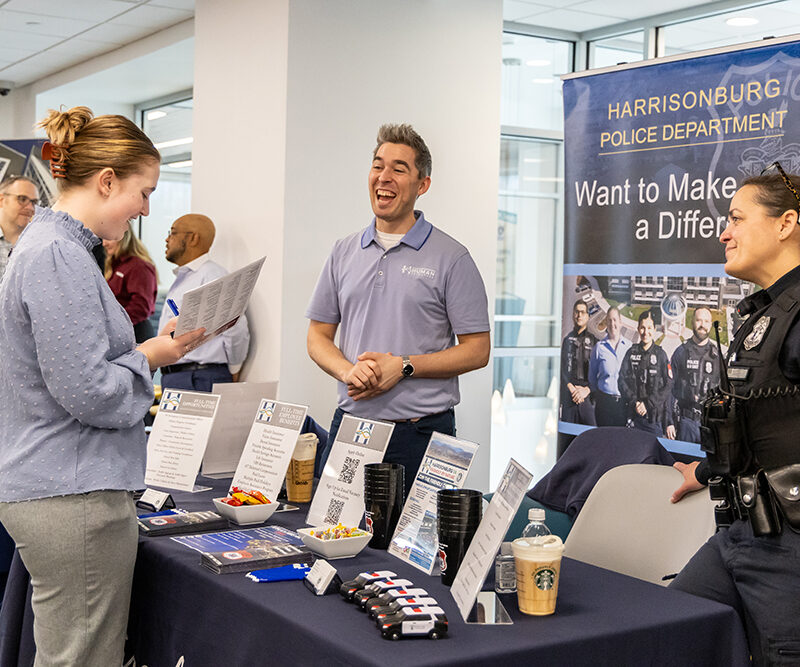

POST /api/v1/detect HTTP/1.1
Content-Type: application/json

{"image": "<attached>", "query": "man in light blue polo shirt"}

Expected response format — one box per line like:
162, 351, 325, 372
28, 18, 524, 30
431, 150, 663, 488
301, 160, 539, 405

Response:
306, 123, 490, 497
588, 306, 631, 426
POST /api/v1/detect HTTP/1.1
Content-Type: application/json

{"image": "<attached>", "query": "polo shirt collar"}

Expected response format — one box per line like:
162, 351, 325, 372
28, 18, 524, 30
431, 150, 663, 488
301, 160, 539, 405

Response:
174, 252, 211, 276
360, 210, 432, 250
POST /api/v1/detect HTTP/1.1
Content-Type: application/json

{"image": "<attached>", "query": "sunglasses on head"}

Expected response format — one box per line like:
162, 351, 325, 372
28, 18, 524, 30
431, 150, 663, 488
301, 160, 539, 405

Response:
760, 161, 800, 213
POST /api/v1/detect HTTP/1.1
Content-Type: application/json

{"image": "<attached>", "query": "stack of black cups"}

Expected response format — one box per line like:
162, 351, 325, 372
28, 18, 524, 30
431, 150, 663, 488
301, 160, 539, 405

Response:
437, 488, 483, 586
363, 463, 405, 549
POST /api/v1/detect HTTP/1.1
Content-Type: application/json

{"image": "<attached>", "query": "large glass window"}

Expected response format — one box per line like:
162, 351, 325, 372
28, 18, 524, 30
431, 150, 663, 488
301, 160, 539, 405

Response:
496, 136, 562, 396
501, 33, 572, 131
589, 31, 645, 69
661, 1, 800, 55
494, 32, 570, 487
137, 95, 193, 289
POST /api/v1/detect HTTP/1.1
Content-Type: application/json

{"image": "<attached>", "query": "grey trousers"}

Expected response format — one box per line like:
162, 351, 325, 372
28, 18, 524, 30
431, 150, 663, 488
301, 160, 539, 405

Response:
0, 490, 138, 667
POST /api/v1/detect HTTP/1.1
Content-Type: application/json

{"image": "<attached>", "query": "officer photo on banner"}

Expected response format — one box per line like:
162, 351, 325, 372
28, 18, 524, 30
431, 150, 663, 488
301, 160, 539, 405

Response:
618, 309, 673, 437
668, 307, 720, 444
559, 297, 597, 426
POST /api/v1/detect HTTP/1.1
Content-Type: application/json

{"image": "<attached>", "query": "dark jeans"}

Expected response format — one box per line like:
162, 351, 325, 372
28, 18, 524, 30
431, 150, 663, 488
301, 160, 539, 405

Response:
318, 407, 456, 500
160, 365, 232, 392
594, 391, 626, 426
671, 520, 800, 666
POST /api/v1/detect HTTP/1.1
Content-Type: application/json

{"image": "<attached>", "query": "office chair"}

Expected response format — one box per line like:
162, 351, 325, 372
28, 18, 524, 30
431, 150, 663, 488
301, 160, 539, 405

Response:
563, 463, 716, 586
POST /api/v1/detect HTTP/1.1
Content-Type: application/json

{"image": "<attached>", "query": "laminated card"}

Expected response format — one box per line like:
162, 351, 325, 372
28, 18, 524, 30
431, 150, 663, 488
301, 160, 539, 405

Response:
388, 432, 478, 573
229, 399, 308, 502
306, 415, 393, 527
145, 390, 221, 492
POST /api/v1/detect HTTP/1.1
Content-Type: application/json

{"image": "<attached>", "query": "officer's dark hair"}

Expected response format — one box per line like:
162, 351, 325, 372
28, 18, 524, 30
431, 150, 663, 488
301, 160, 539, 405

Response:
573, 299, 588, 312
742, 172, 800, 216
637, 309, 654, 325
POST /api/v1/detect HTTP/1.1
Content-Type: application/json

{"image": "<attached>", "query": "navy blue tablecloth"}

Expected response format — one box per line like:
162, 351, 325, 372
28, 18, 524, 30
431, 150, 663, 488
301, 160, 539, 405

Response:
1, 478, 749, 666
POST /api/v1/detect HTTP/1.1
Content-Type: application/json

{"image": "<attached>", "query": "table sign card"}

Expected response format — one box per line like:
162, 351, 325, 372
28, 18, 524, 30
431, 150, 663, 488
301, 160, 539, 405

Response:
145, 390, 221, 492
388, 432, 479, 574
450, 458, 533, 621
202, 381, 279, 477
230, 399, 308, 501
304, 559, 342, 596
306, 415, 394, 528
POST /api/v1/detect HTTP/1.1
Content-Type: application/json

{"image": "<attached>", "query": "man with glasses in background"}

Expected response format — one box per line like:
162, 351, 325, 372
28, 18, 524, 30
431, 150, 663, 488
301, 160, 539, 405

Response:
0, 176, 38, 281
157, 213, 250, 391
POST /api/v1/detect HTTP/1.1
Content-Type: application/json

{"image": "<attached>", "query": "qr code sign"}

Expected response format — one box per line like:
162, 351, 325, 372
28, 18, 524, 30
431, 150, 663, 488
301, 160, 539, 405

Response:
324, 499, 345, 526
338, 456, 360, 484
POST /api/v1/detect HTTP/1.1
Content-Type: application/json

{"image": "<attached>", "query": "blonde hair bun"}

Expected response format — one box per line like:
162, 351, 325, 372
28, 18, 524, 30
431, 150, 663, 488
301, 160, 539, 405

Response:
38, 106, 94, 149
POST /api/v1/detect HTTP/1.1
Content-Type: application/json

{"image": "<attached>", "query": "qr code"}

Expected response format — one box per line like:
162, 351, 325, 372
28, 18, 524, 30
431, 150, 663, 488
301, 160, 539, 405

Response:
324, 499, 345, 526
338, 456, 360, 484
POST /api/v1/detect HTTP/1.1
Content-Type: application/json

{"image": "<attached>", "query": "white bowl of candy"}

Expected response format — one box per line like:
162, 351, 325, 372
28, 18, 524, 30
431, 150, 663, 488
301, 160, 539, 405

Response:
297, 524, 372, 559
213, 488, 277, 525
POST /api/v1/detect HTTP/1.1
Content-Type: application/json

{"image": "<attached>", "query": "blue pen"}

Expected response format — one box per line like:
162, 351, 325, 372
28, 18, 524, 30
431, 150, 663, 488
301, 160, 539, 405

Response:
167, 298, 180, 316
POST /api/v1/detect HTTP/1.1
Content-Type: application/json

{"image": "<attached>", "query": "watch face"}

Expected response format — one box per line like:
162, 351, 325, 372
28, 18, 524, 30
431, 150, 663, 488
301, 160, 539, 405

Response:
403, 362, 414, 377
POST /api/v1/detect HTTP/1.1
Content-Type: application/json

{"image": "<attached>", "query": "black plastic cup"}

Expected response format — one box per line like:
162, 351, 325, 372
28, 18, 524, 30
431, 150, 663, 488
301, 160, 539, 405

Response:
364, 463, 405, 549
438, 524, 479, 586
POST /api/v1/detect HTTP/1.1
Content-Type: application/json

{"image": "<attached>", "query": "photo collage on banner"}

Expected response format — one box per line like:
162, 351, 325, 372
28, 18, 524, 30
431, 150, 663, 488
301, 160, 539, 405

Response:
560, 37, 800, 456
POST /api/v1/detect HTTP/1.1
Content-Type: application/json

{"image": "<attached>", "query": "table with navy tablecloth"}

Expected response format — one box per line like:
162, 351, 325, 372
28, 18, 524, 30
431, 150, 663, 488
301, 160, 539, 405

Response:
0, 477, 749, 666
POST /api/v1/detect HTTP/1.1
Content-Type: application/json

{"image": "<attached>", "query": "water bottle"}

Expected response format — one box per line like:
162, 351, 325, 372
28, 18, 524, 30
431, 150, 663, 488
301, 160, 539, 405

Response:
521, 508, 551, 538
494, 542, 516, 594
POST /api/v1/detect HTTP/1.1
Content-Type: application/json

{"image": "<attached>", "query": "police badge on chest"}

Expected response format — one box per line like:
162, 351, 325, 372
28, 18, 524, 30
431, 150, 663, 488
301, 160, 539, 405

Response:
743, 316, 771, 351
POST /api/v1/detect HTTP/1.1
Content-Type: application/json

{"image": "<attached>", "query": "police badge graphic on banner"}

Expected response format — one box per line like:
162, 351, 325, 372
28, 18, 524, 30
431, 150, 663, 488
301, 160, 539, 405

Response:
559, 36, 800, 456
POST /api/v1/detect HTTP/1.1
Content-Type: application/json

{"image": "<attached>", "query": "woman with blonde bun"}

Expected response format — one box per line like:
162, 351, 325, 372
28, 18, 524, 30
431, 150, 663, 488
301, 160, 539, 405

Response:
0, 106, 204, 666
103, 222, 158, 342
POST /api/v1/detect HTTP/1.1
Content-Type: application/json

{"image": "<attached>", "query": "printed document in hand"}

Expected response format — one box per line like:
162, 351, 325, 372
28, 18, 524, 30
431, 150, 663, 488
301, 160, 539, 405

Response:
174, 256, 265, 348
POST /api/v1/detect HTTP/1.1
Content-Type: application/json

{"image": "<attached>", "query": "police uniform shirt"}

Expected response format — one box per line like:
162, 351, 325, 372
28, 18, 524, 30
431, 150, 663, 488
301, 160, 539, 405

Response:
618, 342, 672, 423
671, 338, 719, 415
561, 327, 597, 397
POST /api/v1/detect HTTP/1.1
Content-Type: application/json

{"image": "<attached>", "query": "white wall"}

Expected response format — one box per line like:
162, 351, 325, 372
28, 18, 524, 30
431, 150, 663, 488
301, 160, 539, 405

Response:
277, 0, 502, 489
0, 85, 36, 139
192, 0, 290, 385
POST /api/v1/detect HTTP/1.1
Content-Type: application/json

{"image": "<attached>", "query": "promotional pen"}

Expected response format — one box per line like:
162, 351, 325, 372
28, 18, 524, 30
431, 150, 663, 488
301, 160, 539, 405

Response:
167, 298, 180, 316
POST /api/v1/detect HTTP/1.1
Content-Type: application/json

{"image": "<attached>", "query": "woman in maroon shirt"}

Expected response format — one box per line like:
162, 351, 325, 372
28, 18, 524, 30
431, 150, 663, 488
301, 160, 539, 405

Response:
103, 222, 158, 342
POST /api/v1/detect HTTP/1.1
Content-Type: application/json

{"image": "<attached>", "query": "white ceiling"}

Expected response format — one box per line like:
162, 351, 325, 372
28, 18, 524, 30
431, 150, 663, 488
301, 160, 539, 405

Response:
0, 0, 793, 96
0, 0, 194, 88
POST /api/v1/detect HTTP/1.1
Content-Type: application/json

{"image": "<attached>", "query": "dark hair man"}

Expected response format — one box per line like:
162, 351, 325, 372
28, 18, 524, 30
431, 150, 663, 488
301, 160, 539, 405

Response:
306, 124, 490, 498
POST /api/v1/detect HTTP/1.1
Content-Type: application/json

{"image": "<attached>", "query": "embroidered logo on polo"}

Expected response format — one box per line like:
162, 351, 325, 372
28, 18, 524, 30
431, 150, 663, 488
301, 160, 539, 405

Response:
743, 315, 771, 350
354, 421, 374, 444
401, 265, 436, 280
161, 391, 182, 411
257, 400, 276, 423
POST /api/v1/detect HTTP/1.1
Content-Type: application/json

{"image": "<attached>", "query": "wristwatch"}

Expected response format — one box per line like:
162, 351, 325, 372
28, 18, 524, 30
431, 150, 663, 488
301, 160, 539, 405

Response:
401, 355, 415, 378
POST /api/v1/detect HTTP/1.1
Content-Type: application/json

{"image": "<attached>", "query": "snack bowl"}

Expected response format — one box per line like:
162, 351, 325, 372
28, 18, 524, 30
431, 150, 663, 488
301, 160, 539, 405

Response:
213, 497, 278, 525
297, 526, 372, 559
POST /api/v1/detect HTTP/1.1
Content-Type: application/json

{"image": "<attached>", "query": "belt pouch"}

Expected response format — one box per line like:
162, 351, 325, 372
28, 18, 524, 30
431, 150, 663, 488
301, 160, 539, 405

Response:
764, 464, 800, 531
738, 472, 781, 537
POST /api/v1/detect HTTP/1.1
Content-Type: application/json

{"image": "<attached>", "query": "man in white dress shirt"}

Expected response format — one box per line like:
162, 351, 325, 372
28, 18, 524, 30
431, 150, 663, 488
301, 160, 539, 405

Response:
157, 213, 250, 390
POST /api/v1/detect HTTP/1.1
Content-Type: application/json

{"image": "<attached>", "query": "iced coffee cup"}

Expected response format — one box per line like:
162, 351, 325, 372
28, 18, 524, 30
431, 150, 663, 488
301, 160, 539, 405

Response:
511, 534, 564, 616
287, 433, 318, 503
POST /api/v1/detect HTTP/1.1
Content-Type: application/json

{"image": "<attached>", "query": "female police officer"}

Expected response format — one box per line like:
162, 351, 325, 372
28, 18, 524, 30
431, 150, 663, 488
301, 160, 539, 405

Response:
670, 164, 800, 666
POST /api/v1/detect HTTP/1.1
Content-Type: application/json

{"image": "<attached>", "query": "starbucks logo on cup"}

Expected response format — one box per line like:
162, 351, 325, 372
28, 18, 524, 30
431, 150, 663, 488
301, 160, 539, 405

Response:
534, 567, 556, 591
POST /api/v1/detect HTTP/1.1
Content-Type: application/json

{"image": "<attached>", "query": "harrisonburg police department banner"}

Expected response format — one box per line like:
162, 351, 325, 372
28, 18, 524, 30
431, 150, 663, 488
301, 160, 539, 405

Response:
559, 36, 800, 456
